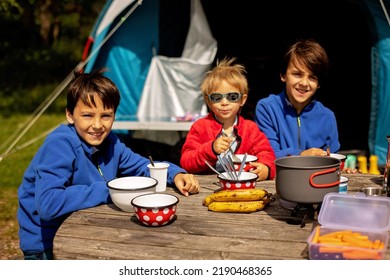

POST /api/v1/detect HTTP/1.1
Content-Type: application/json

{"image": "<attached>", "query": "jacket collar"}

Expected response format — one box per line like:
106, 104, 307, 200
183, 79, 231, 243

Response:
209, 113, 240, 132
67, 124, 110, 160
281, 89, 316, 113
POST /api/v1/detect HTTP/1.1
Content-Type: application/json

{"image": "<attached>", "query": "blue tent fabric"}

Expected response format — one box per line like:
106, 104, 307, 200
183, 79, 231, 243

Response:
363, 0, 390, 165
84, 0, 159, 118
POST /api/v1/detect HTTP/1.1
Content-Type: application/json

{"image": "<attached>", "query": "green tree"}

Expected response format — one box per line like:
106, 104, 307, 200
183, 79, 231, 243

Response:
0, 0, 105, 115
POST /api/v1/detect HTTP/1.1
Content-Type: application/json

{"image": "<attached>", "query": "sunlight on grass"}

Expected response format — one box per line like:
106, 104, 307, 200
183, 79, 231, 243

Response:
0, 113, 66, 259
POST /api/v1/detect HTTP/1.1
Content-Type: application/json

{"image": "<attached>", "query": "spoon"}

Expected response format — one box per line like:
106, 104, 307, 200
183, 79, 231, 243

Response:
221, 131, 241, 162
205, 160, 228, 179
228, 145, 241, 163
225, 155, 239, 180
148, 156, 155, 166
217, 155, 233, 179
237, 153, 247, 178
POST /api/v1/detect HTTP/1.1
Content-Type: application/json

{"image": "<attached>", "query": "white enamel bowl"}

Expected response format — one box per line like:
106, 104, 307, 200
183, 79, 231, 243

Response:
232, 154, 258, 172
330, 153, 347, 170
107, 176, 157, 212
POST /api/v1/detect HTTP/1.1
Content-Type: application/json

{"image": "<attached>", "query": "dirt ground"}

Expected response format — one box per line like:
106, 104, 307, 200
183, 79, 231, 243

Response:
0, 222, 23, 260
1, 240, 22, 260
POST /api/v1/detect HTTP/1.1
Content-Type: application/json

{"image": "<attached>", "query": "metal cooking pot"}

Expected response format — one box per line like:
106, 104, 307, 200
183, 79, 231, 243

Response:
275, 156, 340, 204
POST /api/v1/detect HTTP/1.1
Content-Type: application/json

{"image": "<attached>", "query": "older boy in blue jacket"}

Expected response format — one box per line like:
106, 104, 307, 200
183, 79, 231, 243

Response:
255, 39, 340, 158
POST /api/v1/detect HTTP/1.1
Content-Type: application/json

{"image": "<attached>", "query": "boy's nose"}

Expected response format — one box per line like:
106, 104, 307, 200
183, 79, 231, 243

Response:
300, 77, 310, 85
220, 97, 229, 104
92, 118, 103, 129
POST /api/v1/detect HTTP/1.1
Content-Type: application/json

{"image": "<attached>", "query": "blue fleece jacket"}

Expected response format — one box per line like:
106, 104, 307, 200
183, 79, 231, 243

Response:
254, 90, 340, 158
17, 124, 185, 253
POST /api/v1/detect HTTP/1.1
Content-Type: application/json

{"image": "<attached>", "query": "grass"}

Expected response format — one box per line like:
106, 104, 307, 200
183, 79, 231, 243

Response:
0, 113, 66, 259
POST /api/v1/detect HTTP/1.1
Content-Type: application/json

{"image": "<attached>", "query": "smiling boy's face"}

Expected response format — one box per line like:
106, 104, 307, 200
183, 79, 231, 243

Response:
66, 94, 115, 147
281, 58, 319, 114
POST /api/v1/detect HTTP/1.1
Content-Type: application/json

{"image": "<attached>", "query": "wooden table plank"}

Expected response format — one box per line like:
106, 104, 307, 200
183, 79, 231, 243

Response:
54, 173, 390, 260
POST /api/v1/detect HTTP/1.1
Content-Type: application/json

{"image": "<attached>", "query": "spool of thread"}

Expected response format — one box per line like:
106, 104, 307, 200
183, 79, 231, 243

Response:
357, 155, 368, 173
369, 155, 381, 175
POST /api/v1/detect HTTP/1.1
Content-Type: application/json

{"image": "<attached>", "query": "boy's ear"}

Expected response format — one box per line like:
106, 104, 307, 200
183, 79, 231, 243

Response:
240, 94, 248, 106
66, 109, 74, 124
280, 73, 286, 82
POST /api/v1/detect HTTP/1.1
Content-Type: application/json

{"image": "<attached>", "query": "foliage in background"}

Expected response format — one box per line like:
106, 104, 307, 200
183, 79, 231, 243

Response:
0, 0, 106, 116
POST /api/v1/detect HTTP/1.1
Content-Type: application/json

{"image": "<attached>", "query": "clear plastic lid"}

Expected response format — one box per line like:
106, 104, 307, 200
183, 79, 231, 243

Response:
318, 192, 390, 232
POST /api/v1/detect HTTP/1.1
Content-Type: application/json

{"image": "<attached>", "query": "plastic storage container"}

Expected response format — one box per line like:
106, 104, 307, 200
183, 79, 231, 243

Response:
307, 192, 390, 260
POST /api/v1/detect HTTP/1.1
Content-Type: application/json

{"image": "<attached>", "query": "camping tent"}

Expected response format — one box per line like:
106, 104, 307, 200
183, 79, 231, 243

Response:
82, 0, 390, 165
363, 0, 390, 165
83, 0, 216, 145
83, 0, 215, 121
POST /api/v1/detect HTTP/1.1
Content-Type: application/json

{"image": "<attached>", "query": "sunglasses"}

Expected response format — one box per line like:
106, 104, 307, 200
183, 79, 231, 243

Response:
207, 92, 242, 103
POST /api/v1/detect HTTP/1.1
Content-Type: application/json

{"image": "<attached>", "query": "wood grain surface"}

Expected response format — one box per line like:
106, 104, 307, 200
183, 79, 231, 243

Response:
53, 173, 390, 260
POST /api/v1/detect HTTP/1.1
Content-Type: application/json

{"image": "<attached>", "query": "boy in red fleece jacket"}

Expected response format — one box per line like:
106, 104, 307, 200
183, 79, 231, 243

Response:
180, 57, 276, 181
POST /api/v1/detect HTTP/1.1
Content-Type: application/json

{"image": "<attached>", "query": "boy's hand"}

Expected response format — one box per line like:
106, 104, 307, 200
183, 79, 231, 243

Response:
300, 148, 328, 156
249, 162, 269, 181
174, 174, 200, 197
213, 136, 231, 154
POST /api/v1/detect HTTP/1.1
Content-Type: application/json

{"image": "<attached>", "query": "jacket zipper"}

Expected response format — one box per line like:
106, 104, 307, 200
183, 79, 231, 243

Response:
297, 116, 301, 150
95, 159, 107, 182
92, 148, 107, 182
97, 164, 104, 177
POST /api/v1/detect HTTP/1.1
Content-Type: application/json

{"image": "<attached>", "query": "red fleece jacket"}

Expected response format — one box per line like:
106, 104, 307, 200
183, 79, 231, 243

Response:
180, 113, 276, 179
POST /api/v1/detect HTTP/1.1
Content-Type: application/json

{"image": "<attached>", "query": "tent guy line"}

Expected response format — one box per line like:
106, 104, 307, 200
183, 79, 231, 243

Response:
0, 1, 143, 163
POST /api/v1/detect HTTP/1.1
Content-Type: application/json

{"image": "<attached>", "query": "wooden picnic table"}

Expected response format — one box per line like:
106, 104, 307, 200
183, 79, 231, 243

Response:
53, 173, 390, 260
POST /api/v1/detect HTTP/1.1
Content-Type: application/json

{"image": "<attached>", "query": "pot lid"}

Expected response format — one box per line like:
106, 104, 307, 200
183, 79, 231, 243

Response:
318, 192, 390, 232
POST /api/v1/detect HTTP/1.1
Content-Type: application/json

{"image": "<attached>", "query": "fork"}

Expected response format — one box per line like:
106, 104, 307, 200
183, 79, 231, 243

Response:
221, 132, 241, 162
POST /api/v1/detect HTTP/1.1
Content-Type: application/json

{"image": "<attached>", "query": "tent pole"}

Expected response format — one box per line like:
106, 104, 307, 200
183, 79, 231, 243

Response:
82, 0, 143, 67
379, 0, 390, 26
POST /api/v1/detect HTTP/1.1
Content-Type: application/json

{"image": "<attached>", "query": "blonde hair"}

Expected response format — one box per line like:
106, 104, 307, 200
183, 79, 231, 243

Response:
201, 57, 248, 96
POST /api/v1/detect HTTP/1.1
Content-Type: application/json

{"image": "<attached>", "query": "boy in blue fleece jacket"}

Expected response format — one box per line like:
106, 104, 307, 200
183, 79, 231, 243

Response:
17, 70, 200, 260
255, 39, 340, 158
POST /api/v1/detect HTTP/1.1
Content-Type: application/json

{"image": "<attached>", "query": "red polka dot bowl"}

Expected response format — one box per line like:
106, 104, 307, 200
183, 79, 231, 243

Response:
217, 171, 258, 190
232, 154, 258, 172
131, 193, 179, 227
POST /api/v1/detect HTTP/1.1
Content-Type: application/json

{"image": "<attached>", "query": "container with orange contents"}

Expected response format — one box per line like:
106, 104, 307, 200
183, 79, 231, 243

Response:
307, 192, 390, 260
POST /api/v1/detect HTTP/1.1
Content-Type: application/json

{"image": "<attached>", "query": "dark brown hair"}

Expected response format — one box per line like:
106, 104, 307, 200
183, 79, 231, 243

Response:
280, 39, 329, 86
66, 69, 120, 114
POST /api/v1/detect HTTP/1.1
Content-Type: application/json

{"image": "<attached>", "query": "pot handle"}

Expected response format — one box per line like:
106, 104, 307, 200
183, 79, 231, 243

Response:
309, 168, 339, 188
